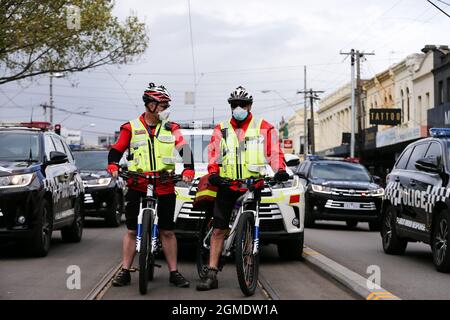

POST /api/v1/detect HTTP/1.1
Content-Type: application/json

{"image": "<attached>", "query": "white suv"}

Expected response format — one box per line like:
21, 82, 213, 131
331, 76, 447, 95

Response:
174, 124, 305, 259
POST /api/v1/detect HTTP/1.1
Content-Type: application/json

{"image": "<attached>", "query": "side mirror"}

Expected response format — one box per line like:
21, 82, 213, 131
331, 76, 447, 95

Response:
286, 159, 300, 168
48, 151, 68, 165
372, 175, 381, 185
415, 156, 441, 173
296, 172, 308, 180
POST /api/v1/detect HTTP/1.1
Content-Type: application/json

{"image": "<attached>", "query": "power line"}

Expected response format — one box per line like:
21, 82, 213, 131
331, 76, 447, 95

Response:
427, 0, 450, 18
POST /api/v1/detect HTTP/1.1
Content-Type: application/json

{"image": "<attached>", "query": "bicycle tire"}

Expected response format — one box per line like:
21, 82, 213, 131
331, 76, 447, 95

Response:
139, 210, 152, 295
148, 213, 155, 282
234, 211, 259, 296
196, 216, 213, 279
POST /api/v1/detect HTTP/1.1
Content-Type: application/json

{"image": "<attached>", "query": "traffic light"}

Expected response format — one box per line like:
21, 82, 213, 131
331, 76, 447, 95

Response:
55, 124, 61, 135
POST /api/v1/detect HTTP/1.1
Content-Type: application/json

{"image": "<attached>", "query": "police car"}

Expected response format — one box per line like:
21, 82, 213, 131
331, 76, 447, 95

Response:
0, 124, 84, 257
73, 150, 127, 227
297, 157, 384, 230
173, 124, 305, 260
382, 128, 450, 272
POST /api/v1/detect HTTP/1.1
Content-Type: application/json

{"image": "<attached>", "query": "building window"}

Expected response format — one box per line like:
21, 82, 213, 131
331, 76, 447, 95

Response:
401, 89, 404, 122
439, 81, 444, 105
406, 87, 410, 122
447, 78, 450, 102
426, 92, 430, 109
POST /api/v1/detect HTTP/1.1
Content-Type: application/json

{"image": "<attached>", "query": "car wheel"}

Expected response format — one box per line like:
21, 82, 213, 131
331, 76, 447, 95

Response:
26, 199, 53, 257
369, 220, 381, 232
381, 205, 407, 255
105, 192, 122, 228
346, 220, 358, 228
61, 198, 84, 243
277, 232, 304, 260
432, 209, 450, 273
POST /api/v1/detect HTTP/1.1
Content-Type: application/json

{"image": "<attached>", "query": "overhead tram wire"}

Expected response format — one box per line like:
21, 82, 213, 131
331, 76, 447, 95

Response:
427, 0, 450, 18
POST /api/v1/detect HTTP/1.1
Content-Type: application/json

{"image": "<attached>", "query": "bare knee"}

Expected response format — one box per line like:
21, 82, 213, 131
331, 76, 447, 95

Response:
126, 230, 136, 239
212, 229, 226, 239
159, 229, 175, 240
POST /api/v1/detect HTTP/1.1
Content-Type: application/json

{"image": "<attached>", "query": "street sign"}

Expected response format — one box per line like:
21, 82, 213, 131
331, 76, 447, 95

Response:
185, 91, 195, 105
369, 109, 401, 126
283, 139, 293, 149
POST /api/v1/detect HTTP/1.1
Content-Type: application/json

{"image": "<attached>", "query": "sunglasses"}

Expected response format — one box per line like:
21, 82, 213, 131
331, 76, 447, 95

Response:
158, 103, 170, 109
230, 101, 249, 109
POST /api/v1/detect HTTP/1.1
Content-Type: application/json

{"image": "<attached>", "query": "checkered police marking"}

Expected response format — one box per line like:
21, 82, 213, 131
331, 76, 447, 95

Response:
384, 181, 450, 225
43, 176, 84, 204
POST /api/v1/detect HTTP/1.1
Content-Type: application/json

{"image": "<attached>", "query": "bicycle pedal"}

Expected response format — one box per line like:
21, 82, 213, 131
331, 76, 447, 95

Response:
129, 267, 138, 272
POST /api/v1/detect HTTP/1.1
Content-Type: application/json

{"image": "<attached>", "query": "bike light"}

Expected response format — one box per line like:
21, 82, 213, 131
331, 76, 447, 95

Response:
289, 194, 300, 205
17, 216, 26, 224
102, 202, 107, 208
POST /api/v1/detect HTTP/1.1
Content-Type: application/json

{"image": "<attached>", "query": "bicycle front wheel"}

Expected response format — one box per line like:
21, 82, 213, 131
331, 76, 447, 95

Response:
139, 210, 154, 295
234, 211, 259, 296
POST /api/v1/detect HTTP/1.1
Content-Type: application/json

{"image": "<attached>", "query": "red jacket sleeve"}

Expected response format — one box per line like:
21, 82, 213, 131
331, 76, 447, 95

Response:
111, 123, 131, 153
207, 124, 223, 175
261, 120, 286, 172
171, 122, 188, 149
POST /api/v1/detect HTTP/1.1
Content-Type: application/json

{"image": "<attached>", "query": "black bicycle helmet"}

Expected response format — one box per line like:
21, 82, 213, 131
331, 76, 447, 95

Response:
228, 86, 253, 104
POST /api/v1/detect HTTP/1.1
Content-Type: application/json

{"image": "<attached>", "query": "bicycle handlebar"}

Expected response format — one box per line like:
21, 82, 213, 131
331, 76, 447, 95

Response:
118, 169, 182, 183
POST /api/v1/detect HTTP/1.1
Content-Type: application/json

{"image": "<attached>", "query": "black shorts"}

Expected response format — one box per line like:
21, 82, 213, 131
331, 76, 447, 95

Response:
213, 186, 244, 230
125, 189, 176, 231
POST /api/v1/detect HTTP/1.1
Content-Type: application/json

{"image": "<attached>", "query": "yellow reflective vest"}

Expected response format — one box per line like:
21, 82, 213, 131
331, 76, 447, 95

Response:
219, 117, 267, 179
128, 118, 176, 172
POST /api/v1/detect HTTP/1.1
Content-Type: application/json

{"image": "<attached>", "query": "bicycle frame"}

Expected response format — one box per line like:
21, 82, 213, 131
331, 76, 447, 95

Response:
221, 188, 261, 257
136, 181, 159, 254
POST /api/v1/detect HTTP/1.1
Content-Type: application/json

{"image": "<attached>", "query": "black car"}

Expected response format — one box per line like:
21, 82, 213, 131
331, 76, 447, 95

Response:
0, 126, 84, 256
73, 150, 126, 227
382, 128, 450, 272
296, 159, 384, 230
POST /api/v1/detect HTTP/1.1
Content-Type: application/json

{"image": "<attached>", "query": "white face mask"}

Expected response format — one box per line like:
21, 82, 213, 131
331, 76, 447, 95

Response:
232, 107, 248, 121
158, 109, 170, 121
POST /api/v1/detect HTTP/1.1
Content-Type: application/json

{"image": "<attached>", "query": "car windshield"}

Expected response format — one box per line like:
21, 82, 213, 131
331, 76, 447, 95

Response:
310, 162, 372, 182
0, 132, 40, 161
182, 135, 210, 163
74, 151, 108, 170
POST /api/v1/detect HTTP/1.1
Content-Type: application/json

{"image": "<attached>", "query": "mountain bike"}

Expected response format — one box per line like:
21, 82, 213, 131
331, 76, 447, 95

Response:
196, 176, 276, 296
119, 169, 182, 295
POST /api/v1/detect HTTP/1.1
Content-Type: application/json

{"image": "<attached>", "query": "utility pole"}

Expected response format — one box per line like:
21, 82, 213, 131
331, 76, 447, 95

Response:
297, 88, 324, 155
49, 75, 54, 126
303, 66, 308, 157
341, 49, 375, 159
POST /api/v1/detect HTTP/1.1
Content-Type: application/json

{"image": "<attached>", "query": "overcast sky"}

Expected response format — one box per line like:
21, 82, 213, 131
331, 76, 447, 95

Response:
1, 0, 449, 144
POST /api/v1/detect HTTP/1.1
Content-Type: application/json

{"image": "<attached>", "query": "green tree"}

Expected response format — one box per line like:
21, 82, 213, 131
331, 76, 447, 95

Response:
0, 0, 148, 85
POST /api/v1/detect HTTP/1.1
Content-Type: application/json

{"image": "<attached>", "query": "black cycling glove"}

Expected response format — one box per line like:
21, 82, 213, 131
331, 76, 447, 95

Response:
208, 173, 223, 186
274, 170, 290, 182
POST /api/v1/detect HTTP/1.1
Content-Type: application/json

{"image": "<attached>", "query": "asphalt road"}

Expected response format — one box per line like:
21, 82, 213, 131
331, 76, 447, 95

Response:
103, 244, 357, 300
0, 217, 357, 300
0, 219, 123, 300
305, 220, 450, 300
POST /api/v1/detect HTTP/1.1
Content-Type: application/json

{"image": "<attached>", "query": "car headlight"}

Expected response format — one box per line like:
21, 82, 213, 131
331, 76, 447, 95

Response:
271, 176, 299, 189
0, 173, 34, 188
368, 188, 384, 197
86, 177, 111, 187
311, 184, 333, 194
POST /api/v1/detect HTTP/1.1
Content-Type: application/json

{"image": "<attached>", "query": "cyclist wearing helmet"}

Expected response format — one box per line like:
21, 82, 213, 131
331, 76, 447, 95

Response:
196, 86, 289, 291
107, 83, 195, 288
